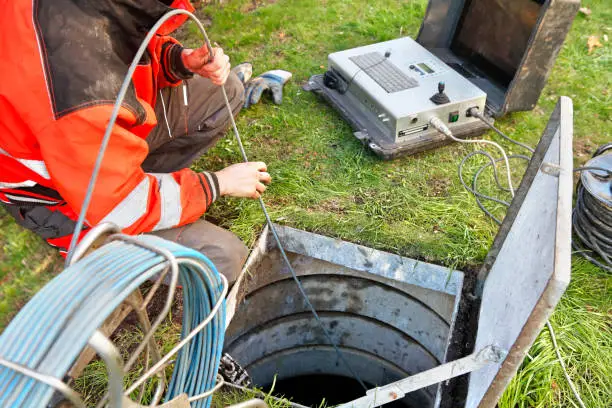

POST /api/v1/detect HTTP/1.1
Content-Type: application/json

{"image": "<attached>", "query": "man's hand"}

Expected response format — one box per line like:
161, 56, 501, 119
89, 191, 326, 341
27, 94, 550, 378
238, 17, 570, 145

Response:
214, 162, 271, 199
182, 46, 231, 86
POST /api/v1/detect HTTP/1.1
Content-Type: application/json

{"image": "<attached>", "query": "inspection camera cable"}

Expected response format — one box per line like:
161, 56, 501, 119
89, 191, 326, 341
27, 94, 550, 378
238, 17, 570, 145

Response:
429, 116, 516, 198
64, 8, 367, 395
447, 111, 612, 273
0, 235, 228, 408
429, 112, 587, 408
447, 111, 611, 273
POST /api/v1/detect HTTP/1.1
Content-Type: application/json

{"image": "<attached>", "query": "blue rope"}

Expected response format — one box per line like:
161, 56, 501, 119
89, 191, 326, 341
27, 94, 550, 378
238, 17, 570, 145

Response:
0, 235, 226, 408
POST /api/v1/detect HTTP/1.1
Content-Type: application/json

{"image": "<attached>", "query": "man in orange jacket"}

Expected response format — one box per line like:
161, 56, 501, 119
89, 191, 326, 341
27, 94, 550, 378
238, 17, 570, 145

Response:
0, 0, 290, 284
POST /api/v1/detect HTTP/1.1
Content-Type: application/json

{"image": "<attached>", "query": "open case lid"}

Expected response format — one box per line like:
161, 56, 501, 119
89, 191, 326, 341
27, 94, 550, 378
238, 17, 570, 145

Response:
417, 0, 579, 117
465, 96, 573, 407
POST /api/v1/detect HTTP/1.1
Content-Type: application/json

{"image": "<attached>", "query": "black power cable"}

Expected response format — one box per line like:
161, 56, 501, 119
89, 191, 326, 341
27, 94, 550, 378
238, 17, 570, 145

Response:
572, 149, 612, 272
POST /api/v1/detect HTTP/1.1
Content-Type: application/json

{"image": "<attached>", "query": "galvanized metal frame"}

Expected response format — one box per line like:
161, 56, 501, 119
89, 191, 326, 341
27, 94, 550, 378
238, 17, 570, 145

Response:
225, 223, 466, 408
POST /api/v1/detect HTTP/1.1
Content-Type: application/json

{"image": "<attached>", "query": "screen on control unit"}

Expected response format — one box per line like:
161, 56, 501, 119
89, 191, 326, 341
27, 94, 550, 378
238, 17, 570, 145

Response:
418, 63, 435, 74
451, 0, 545, 87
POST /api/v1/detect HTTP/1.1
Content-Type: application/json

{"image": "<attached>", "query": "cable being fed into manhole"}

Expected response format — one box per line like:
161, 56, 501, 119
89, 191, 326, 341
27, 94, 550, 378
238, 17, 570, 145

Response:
64, 9, 367, 391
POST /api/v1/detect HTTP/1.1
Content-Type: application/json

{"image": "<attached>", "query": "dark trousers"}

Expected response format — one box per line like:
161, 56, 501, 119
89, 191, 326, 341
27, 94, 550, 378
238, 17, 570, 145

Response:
146, 73, 247, 285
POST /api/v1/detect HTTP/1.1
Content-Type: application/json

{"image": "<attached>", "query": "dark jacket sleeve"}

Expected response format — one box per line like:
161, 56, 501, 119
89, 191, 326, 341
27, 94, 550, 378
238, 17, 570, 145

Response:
152, 36, 194, 87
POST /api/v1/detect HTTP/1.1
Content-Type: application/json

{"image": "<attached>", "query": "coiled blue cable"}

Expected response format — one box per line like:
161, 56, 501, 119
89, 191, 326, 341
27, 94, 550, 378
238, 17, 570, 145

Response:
0, 235, 226, 408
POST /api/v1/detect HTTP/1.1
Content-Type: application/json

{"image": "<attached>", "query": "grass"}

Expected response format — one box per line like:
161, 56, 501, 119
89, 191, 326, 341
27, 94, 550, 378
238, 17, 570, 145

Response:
500, 259, 611, 408
188, 0, 501, 265
211, 377, 309, 408
73, 319, 184, 405
0, 213, 62, 329
1, 0, 611, 407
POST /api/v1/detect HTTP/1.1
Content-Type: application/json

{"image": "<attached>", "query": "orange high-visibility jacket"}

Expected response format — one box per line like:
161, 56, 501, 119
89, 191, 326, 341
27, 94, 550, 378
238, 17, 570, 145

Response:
0, 0, 220, 255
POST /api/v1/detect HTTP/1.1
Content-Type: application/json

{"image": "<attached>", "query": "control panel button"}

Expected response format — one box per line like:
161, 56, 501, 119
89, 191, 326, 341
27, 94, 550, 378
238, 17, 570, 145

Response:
449, 111, 459, 123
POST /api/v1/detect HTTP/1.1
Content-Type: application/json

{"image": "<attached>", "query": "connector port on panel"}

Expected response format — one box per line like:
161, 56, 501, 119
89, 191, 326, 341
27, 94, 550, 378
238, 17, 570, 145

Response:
466, 107, 480, 117
398, 124, 429, 137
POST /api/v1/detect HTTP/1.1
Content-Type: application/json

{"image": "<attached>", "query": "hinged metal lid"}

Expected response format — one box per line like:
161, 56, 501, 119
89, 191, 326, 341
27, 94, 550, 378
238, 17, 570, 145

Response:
417, 0, 579, 117
466, 97, 574, 407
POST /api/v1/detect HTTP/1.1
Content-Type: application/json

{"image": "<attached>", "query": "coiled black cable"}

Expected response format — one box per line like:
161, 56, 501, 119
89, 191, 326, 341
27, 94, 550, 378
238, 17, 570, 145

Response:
572, 144, 612, 272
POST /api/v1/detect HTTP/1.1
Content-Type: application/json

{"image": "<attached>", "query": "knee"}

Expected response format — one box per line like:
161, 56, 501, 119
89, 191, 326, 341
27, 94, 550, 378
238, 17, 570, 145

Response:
209, 229, 248, 286
224, 233, 249, 280
225, 72, 245, 112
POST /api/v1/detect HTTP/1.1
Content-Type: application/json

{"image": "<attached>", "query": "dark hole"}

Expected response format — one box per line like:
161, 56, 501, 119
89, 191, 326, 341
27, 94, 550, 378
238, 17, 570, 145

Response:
265, 375, 412, 408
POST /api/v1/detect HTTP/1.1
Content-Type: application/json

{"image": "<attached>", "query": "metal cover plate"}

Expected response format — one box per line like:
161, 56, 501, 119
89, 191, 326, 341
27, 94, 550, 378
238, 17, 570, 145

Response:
466, 97, 574, 407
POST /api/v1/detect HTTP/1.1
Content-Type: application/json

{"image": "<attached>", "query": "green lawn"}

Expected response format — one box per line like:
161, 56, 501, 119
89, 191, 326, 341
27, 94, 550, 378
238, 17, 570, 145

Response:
1, 0, 610, 407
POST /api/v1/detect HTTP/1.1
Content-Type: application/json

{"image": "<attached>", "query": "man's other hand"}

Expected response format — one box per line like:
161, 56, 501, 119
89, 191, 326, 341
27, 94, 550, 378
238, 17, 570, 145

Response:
214, 162, 271, 199
182, 46, 231, 86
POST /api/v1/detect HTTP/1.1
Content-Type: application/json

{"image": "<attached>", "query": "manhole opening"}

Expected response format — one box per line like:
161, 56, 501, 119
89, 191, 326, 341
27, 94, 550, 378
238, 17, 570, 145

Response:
225, 226, 465, 408
263, 374, 412, 408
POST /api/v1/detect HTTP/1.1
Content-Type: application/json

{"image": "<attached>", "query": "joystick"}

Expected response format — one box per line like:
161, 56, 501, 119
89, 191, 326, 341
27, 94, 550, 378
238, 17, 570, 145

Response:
430, 81, 450, 105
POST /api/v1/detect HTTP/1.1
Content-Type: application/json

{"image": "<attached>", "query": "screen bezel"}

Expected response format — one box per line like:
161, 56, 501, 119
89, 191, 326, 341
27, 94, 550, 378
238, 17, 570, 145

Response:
449, 0, 547, 87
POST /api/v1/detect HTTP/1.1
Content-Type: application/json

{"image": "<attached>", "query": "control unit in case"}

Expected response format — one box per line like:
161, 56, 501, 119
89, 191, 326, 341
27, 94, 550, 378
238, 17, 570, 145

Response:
326, 37, 487, 146
305, 0, 579, 159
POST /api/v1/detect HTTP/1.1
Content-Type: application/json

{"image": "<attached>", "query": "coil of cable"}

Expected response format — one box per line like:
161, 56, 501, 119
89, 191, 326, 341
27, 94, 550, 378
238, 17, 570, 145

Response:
573, 144, 612, 272
0, 235, 226, 408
